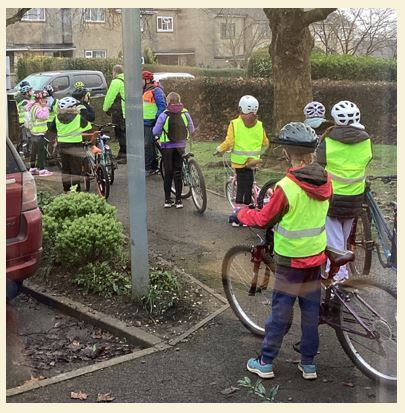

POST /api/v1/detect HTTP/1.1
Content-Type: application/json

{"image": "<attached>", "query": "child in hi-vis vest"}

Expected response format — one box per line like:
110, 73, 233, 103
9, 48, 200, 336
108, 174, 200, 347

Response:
153, 92, 195, 209
216, 95, 268, 225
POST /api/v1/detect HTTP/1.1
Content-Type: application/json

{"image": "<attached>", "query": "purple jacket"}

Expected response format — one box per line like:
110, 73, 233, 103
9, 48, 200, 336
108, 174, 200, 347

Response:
153, 103, 195, 149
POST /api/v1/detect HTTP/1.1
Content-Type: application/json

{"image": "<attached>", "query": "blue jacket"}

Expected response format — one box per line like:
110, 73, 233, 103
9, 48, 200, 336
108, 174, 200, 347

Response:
143, 85, 166, 127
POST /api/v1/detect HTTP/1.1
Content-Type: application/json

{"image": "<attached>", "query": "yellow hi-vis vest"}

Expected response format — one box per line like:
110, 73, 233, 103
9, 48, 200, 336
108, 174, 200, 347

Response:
56, 114, 92, 143
274, 176, 328, 258
230, 118, 264, 165
160, 109, 189, 143
30, 105, 49, 135
143, 89, 158, 121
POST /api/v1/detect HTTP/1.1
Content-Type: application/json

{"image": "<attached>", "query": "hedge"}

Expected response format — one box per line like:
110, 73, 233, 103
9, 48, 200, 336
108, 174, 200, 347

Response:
247, 49, 397, 82
162, 78, 396, 144
16, 57, 246, 84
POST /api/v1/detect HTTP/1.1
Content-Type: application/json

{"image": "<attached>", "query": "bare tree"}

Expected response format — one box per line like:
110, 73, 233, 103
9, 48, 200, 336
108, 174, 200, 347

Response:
312, 8, 397, 57
264, 8, 336, 134
6, 8, 31, 26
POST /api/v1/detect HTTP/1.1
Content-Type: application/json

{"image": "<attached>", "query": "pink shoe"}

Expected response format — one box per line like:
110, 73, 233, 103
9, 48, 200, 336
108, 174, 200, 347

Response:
38, 169, 53, 177
29, 167, 39, 175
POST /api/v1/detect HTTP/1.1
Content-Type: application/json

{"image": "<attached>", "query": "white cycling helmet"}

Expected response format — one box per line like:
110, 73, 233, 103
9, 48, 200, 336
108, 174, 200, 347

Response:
238, 95, 259, 114
331, 100, 364, 129
58, 96, 79, 110
274, 122, 319, 150
304, 101, 325, 119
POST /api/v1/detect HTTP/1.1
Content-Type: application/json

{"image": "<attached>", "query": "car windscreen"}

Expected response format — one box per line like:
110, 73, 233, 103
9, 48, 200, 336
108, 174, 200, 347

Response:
16, 74, 53, 91
6, 141, 24, 174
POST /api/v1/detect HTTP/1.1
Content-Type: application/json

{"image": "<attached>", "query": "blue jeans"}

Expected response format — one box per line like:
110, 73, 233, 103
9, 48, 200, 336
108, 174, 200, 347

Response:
261, 265, 321, 365
144, 125, 158, 171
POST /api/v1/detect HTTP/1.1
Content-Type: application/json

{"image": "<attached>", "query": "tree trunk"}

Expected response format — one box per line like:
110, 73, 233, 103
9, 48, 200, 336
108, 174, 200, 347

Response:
264, 8, 336, 136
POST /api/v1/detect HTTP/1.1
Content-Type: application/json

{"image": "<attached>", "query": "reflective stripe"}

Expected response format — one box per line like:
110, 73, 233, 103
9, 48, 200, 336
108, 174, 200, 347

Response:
232, 149, 262, 156
328, 172, 365, 184
274, 224, 325, 239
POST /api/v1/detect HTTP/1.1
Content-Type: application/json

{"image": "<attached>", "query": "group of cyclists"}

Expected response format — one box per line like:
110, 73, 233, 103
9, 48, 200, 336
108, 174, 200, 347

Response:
15, 67, 373, 381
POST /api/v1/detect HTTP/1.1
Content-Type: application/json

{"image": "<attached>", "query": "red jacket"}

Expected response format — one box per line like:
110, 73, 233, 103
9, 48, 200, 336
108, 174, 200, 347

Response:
238, 163, 332, 269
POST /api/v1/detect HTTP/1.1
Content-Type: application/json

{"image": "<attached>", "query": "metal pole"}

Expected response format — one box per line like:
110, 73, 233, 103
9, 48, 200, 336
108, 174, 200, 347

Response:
122, 9, 149, 298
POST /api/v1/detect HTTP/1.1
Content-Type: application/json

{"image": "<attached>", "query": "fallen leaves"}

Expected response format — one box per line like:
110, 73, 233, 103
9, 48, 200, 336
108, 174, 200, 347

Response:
97, 392, 115, 402
70, 391, 88, 400
23, 375, 46, 385
221, 386, 239, 395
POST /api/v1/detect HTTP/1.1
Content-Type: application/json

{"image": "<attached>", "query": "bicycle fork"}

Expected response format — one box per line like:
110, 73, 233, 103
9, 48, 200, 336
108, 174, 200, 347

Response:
248, 246, 271, 296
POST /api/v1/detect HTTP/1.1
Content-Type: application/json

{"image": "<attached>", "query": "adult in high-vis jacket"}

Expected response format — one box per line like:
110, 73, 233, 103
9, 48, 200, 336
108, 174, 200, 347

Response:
103, 66, 127, 163
142, 70, 166, 174
216, 95, 269, 212
316, 100, 372, 282
236, 122, 332, 381
48, 97, 94, 192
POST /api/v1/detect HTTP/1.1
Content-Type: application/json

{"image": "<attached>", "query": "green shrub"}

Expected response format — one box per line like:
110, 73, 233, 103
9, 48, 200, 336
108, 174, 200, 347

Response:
37, 191, 56, 213
140, 268, 183, 315
247, 50, 397, 81
73, 261, 131, 297
54, 213, 124, 267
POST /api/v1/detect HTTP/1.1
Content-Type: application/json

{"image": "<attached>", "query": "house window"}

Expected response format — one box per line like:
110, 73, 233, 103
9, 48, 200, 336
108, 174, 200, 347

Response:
22, 8, 45, 22
157, 16, 173, 32
84, 8, 106, 23
84, 50, 107, 59
220, 23, 236, 39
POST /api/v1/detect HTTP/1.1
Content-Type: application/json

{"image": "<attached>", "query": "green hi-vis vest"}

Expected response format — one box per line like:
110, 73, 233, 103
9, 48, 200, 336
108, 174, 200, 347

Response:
230, 118, 264, 165
17, 99, 31, 124
160, 109, 189, 143
30, 105, 49, 135
274, 177, 328, 258
48, 99, 58, 123
143, 89, 157, 121
325, 137, 372, 196
56, 114, 92, 143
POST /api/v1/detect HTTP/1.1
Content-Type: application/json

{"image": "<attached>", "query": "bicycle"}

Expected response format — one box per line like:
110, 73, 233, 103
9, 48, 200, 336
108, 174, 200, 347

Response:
221, 151, 274, 210
155, 141, 207, 214
81, 129, 110, 199
222, 226, 396, 386
92, 122, 117, 185
347, 175, 397, 276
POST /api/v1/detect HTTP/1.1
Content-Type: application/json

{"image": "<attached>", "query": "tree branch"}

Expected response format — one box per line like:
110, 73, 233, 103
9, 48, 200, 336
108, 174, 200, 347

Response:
303, 8, 336, 26
6, 8, 31, 26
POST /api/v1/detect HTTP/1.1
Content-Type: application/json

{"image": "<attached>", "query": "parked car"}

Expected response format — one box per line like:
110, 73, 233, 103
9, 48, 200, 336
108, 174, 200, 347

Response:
6, 137, 42, 300
153, 72, 195, 83
9, 70, 108, 100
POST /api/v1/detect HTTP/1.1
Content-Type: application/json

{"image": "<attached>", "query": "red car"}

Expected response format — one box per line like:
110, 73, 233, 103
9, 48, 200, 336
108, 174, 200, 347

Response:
6, 137, 42, 300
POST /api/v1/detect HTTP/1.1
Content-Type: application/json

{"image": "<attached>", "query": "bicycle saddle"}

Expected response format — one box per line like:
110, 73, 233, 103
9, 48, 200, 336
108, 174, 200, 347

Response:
182, 152, 194, 159
325, 246, 355, 267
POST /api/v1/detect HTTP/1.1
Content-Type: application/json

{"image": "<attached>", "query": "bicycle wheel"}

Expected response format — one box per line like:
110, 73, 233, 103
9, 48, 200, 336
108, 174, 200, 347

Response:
335, 277, 396, 386
348, 209, 372, 276
222, 245, 277, 337
81, 157, 91, 192
257, 179, 278, 209
225, 179, 237, 209
95, 163, 110, 199
188, 158, 207, 213
46, 140, 62, 169
105, 150, 115, 185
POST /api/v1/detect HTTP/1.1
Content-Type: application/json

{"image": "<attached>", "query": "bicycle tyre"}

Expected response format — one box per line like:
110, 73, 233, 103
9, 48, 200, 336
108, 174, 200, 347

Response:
222, 245, 287, 337
225, 179, 237, 209
81, 157, 91, 192
188, 158, 207, 213
257, 178, 279, 209
95, 163, 110, 199
335, 277, 396, 386
348, 209, 372, 276
105, 151, 115, 185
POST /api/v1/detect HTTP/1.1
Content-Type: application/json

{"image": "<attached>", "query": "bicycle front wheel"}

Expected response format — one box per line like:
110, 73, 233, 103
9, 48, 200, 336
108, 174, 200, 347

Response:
188, 158, 207, 213
222, 245, 276, 337
95, 163, 110, 199
257, 179, 278, 209
225, 179, 237, 209
335, 277, 396, 386
348, 209, 372, 276
105, 150, 115, 185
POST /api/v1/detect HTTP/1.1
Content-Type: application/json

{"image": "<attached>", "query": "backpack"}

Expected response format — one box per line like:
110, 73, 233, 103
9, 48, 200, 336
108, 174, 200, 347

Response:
163, 110, 188, 142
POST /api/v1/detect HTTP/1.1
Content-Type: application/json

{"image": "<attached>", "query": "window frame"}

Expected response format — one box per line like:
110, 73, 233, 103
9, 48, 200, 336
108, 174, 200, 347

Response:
84, 8, 106, 23
84, 50, 107, 59
220, 22, 236, 40
156, 16, 174, 33
21, 8, 46, 22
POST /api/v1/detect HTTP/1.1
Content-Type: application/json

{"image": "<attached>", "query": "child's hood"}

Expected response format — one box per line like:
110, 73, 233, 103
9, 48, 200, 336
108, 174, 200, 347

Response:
167, 103, 184, 113
287, 163, 332, 201
327, 125, 370, 144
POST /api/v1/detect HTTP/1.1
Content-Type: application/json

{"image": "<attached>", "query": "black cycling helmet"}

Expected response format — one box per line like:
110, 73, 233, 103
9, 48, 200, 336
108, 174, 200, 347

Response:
72, 87, 88, 100
273, 122, 319, 151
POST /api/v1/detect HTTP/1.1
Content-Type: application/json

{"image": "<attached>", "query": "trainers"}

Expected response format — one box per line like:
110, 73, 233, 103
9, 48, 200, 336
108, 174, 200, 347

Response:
333, 272, 349, 283
164, 199, 174, 208
298, 363, 317, 380
231, 222, 247, 227
29, 167, 39, 175
246, 357, 274, 379
39, 169, 53, 177
175, 200, 183, 209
